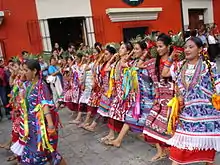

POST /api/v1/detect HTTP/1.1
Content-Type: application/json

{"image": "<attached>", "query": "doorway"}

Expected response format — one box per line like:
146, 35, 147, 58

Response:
123, 27, 148, 42
188, 9, 205, 30
48, 17, 85, 50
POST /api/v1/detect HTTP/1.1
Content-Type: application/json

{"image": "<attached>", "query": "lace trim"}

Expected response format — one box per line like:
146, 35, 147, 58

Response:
11, 141, 25, 156
167, 132, 220, 151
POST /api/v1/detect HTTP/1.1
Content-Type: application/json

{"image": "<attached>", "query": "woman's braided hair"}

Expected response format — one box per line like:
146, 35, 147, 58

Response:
202, 50, 216, 92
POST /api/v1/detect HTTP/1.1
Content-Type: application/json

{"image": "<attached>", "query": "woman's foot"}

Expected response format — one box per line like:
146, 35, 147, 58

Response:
150, 152, 167, 162
100, 135, 115, 143
104, 139, 121, 148
69, 119, 81, 124
136, 133, 145, 141
78, 122, 90, 128
83, 125, 96, 132
0, 142, 11, 150
7, 155, 17, 162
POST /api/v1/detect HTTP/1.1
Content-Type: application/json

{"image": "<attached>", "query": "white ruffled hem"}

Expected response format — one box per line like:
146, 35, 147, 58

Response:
10, 141, 25, 156
167, 132, 220, 151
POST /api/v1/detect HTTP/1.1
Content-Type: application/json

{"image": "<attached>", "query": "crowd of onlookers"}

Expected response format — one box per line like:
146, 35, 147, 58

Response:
0, 41, 94, 121
185, 23, 220, 61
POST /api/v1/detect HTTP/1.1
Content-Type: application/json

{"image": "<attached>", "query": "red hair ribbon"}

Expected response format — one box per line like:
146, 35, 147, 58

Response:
147, 41, 156, 49
173, 46, 184, 52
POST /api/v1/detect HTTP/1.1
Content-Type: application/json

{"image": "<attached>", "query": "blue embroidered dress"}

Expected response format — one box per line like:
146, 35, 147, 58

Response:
125, 69, 154, 132
168, 60, 220, 151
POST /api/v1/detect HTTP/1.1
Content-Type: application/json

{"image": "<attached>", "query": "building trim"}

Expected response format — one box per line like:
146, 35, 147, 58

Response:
182, 0, 214, 30
106, 7, 162, 22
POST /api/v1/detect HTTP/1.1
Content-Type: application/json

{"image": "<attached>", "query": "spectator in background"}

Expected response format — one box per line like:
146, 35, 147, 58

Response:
168, 30, 174, 37
213, 23, 219, 41
53, 42, 64, 59
154, 31, 161, 40
21, 51, 28, 57
38, 56, 48, 80
21, 51, 29, 62
190, 29, 198, 37
184, 29, 191, 41
0, 58, 11, 120
200, 24, 207, 35
47, 57, 63, 103
94, 42, 102, 54
5, 60, 13, 117
66, 43, 76, 59
208, 29, 218, 62
198, 29, 208, 48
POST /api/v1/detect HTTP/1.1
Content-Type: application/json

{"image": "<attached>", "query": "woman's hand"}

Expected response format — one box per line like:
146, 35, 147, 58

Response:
178, 96, 185, 110
47, 126, 56, 136
81, 85, 85, 91
110, 53, 119, 62
170, 50, 182, 61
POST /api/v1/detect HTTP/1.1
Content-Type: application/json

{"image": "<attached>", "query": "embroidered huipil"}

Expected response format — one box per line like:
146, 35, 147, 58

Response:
168, 59, 220, 151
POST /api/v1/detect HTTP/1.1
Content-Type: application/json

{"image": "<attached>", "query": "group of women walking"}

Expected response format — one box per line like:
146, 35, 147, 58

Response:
2, 32, 220, 165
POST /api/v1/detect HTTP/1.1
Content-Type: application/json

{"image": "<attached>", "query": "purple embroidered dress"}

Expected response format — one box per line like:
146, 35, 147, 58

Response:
20, 81, 61, 165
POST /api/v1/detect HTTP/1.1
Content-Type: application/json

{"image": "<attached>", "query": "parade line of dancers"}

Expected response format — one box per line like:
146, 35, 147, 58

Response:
0, 32, 220, 165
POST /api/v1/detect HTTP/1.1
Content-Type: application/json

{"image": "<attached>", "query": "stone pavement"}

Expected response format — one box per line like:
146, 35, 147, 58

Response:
0, 109, 220, 165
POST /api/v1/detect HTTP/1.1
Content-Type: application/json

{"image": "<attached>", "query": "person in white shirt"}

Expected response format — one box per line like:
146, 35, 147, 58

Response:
208, 29, 218, 62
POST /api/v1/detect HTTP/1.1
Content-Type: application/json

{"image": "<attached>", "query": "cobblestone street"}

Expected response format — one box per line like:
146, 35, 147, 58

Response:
0, 108, 220, 165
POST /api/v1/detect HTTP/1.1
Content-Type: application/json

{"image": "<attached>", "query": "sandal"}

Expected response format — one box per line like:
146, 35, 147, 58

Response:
99, 136, 115, 143
104, 140, 121, 148
149, 153, 167, 162
7, 155, 17, 162
0, 144, 10, 150
78, 123, 89, 128
69, 120, 81, 124
83, 126, 95, 132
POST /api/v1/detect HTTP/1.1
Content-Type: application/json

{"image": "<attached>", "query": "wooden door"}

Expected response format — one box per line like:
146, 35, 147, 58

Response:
188, 9, 204, 30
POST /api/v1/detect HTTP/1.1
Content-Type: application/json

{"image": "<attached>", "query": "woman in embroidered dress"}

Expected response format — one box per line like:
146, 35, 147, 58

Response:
77, 56, 95, 127
142, 34, 175, 162
69, 54, 88, 124
0, 60, 21, 150
105, 41, 154, 147
18, 59, 66, 165
96, 45, 117, 142
162, 37, 220, 165
6, 63, 26, 163
102, 42, 134, 144
59, 57, 77, 111
83, 53, 106, 132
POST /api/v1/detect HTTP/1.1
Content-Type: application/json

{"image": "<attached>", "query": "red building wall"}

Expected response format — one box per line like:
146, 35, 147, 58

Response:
213, 0, 220, 28
91, 0, 182, 44
0, 0, 42, 60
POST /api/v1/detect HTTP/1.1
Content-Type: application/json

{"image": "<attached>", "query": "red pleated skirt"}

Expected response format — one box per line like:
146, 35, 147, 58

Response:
65, 102, 79, 111
11, 131, 19, 143
108, 118, 123, 133
169, 146, 216, 164
87, 106, 98, 117
78, 103, 87, 112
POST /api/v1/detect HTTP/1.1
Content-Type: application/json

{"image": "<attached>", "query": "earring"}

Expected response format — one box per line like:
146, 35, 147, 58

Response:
32, 75, 35, 81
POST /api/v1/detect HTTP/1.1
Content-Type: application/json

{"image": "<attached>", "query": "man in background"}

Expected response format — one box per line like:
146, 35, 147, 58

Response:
0, 58, 11, 120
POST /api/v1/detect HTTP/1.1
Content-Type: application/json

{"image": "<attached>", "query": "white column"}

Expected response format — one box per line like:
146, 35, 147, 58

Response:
85, 17, 95, 47
82, 19, 88, 46
39, 19, 52, 52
